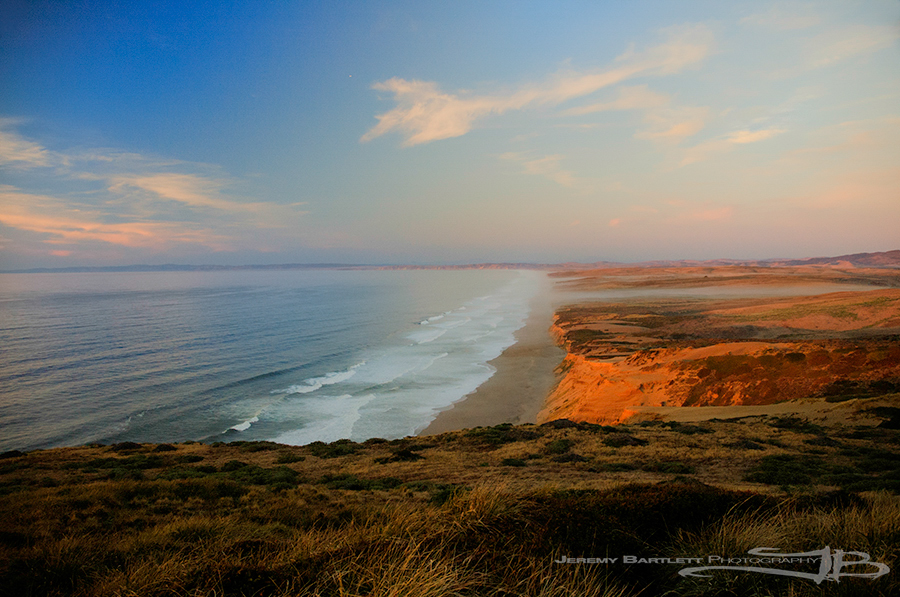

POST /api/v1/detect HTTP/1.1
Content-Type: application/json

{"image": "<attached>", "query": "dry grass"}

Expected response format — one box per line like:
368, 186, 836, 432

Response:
673, 492, 900, 596
1, 413, 898, 596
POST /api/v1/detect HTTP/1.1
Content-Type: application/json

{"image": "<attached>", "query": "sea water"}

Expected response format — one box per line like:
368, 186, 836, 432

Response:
0, 269, 541, 451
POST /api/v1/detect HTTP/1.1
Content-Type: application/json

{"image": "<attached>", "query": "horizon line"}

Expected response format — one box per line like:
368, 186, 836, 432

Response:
2, 249, 898, 274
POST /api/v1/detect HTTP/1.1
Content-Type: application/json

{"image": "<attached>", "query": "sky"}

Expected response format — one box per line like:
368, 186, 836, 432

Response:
0, 0, 898, 268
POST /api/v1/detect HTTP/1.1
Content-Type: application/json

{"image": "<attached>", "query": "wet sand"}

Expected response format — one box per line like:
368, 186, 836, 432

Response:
420, 275, 564, 435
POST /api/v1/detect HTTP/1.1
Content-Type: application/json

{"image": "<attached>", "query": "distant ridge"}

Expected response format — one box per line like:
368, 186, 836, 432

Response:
554, 249, 900, 270
2, 250, 898, 274
776, 250, 900, 268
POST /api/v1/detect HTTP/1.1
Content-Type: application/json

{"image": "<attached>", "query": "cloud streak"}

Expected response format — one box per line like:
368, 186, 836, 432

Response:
0, 123, 309, 258
362, 24, 714, 146
740, 6, 821, 30
680, 128, 786, 166
562, 85, 670, 116
808, 24, 899, 67
636, 106, 710, 143
0, 187, 228, 249
0, 126, 52, 168
500, 152, 581, 188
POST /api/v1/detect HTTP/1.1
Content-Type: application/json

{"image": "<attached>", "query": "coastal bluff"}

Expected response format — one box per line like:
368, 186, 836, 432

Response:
538, 266, 900, 425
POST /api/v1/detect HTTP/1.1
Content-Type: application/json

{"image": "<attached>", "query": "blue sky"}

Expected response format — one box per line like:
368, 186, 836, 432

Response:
1, 1, 898, 268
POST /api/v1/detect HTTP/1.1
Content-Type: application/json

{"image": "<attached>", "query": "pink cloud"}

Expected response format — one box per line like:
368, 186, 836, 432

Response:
362, 24, 713, 145
0, 126, 52, 167
0, 189, 231, 250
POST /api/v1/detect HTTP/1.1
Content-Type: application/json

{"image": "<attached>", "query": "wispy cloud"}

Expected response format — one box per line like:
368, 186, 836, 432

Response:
521, 155, 576, 188
562, 82, 708, 145
362, 24, 714, 145
0, 125, 52, 168
807, 24, 899, 67
0, 122, 308, 258
108, 173, 308, 228
500, 152, 579, 188
636, 106, 710, 143
562, 85, 670, 116
680, 127, 785, 166
740, 5, 821, 30
762, 22, 900, 79
782, 117, 899, 162
109, 173, 232, 210
0, 187, 228, 249
727, 129, 785, 144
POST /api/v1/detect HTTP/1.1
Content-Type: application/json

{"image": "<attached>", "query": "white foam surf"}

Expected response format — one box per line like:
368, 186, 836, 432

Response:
230, 416, 258, 432
271, 362, 365, 395
264, 270, 542, 445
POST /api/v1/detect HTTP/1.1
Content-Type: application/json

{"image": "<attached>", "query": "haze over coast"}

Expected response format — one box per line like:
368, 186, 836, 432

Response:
2, 2, 898, 271
5, 249, 899, 274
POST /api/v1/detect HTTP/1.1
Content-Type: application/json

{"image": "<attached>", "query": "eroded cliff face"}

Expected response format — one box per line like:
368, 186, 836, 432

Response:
539, 286, 900, 425
539, 343, 801, 424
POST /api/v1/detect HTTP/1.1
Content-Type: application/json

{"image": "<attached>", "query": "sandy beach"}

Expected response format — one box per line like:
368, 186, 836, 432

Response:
420, 274, 565, 434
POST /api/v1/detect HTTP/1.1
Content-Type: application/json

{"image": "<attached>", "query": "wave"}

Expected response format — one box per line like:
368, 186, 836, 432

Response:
406, 327, 447, 344
419, 313, 448, 325
198, 364, 311, 395
271, 362, 365, 396
349, 352, 448, 388
272, 394, 374, 445
228, 271, 541, 446
230, 416, 258, 432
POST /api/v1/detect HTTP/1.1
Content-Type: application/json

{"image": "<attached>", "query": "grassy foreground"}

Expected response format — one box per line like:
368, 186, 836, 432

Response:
1, 406, 899, 596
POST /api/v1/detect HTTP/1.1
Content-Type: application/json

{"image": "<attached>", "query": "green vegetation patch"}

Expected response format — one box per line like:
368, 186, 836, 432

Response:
153, 460, 300, 489
275, 451, 306, 464
725, 439, 766, 451
152, 443, 178, 452
602, 433, 648, 448
60, 454, 169, 480
464, 423, 542, 446
169, 478, 248, 501
590, 462, 638, 472
156, 465, 218, 480
803, 436, 841, 448
767, 416, 824, 435
109, 441, 144, 452
662, 421, 713, 435
306, 439, 360, 458
744, 454, 834, 486
544, 439, 574, 455
822, 378, 900, 402
175, 454, 204, 464
233, 441, 280, 453
551, 453, 589, 463
500, 458, 527, 467
319, 473, 403, 491
223, 464, 300, 489
723, 302, 863, 323
642, 461, 695, 474
375, 447, 425, 464
566, 328, 608, 348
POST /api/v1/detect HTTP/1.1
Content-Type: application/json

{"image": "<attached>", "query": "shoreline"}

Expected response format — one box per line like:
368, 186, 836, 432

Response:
420, 274, 564, 435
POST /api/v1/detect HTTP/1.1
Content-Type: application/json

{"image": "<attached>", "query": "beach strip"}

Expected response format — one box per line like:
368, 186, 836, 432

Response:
420, 275, 564, 434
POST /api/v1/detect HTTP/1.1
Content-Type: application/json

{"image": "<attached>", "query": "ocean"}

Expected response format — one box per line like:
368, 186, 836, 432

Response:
0, 269, 542, 451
